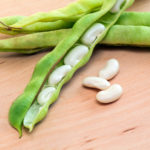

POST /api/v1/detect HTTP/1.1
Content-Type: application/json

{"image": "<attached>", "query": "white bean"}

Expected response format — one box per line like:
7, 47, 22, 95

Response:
81, 23, 105, 45
110, 0, 125, 13
96, 84, 123, 104
99, 58, 119, 80
83, 77, 110, 90
64, 45, 89, 67
37, 87, 56, 105
48, 65, 72, 86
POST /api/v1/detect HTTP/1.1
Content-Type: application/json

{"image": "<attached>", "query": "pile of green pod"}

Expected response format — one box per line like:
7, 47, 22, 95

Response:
1, 0, 148, 137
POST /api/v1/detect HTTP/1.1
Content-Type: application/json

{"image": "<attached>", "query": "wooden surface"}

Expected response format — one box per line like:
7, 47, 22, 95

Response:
0, 0, 150, 149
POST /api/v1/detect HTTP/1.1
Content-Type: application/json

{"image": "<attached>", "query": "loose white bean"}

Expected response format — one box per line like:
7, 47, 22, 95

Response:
64, 45, 89, 67
37, 87, 56, 105
99, 58, 119, 80
110, 0, 125, 13
96, 84, 123, 103
81, 23, 105, 45
83, 77, 110, 90
48, 65, 72, 86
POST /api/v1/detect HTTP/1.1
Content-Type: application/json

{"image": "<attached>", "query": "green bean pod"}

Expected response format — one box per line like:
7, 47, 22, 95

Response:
1, 11, 150, 35
2, 23, 150, 53
5, 0, 103, 30
9, 0, 133, 136
0, 0, 102, 34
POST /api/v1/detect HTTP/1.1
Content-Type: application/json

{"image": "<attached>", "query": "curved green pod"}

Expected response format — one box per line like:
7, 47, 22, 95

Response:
2, 24, 150, 53
6, 0, 103, 30
1, 11, 150, 35
1, 24, 150, 53
9, 0, 134, 136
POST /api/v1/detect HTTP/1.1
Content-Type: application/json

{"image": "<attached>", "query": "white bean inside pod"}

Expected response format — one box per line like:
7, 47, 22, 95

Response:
48, 65, 72, 86
83, 77, 110, 90
37, 87, 56, 105
96, 84, 123, 104
81, 23, 105, 45
99, 58, 119, 80
110, 0, 125, 13
64, 45, 89, 67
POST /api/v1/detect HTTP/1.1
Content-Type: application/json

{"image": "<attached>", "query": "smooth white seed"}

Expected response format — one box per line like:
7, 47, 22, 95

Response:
37, 87, 56, 105
64, 45, 89, 67
96, 84, 123, 104
48, 65, 72, 86
81, 23, 105, 45
99, 58, 119, 80
83, 76, 110, 90
110, 0, 125, 13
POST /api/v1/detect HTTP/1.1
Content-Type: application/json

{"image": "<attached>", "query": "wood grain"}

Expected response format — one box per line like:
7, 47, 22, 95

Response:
0, 0, 150, 149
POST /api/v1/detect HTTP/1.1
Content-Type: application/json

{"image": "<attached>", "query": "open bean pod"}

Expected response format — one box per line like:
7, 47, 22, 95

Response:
9, 0, 134, 137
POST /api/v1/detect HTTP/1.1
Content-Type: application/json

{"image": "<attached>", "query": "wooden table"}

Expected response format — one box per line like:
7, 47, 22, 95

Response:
0, 0, 150, 149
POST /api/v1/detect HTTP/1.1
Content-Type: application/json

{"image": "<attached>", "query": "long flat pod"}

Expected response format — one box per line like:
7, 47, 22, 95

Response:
0, 15, 73, 32
21, 11, 150, 34
1, 11, 150, 35
2, 23, 150, 53
23, 0, 134, 132
9, 0, 134, 136
6, 0, 103, 30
